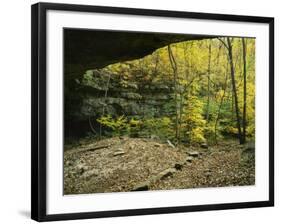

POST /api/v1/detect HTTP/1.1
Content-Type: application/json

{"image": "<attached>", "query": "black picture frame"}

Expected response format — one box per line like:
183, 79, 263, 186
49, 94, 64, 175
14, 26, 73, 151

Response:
31, 2, 274, 222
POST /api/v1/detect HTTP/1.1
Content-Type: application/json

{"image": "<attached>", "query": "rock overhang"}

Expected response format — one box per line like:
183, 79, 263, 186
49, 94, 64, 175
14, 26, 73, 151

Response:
64, 29, 214, 77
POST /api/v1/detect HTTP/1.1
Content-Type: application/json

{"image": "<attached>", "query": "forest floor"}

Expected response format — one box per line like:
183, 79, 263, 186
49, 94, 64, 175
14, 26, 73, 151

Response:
64, 137, 255, 195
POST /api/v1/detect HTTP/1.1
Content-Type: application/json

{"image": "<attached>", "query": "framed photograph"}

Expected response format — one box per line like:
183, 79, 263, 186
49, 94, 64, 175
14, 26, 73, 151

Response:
31, 2, 274, 222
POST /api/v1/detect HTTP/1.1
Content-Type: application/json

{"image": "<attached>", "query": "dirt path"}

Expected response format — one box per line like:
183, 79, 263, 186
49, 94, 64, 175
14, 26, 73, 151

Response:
64, 137, 254, 195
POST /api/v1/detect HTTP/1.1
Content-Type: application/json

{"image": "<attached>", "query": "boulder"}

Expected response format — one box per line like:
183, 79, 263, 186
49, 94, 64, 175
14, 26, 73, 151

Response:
200, 143, 209, 149
75, 164, 89, 174
113, 148, 125, 156
131, 181, 150, 191
154, 143, 162, 147
131, 167, 177, 191
82, 169, 99, 180
188, 151, 199, 157
157, 168, 177, 180
174, 162, 185, 170
186, 156, 194, 162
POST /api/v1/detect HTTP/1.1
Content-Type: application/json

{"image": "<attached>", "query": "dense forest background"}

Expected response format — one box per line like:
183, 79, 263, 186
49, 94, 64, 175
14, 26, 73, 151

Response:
65, 37, 255, 146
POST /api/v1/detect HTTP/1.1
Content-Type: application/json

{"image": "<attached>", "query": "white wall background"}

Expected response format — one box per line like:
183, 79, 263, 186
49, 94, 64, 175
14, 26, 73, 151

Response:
0, 0, 279, 223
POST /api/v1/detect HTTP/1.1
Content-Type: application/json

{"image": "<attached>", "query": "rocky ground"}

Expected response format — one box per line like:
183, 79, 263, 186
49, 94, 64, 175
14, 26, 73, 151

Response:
64, 137, 255, 195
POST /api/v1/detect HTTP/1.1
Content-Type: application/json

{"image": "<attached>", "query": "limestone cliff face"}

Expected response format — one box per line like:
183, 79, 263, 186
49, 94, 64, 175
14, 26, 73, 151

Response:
65, 69, 174, 137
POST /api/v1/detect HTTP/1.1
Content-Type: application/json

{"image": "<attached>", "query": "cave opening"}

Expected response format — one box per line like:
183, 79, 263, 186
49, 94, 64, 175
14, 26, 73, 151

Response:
64, 29, 213, 140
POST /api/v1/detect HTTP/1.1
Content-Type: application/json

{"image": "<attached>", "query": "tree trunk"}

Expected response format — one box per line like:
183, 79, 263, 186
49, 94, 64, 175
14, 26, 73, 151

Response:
226, 37, 243, 144
99, 73, 111, 138
206, 41, 212, 122
168, 45, 179, 143
242, 38, 247, 144
214, 71, 228, 144
178, 92, 184, 143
